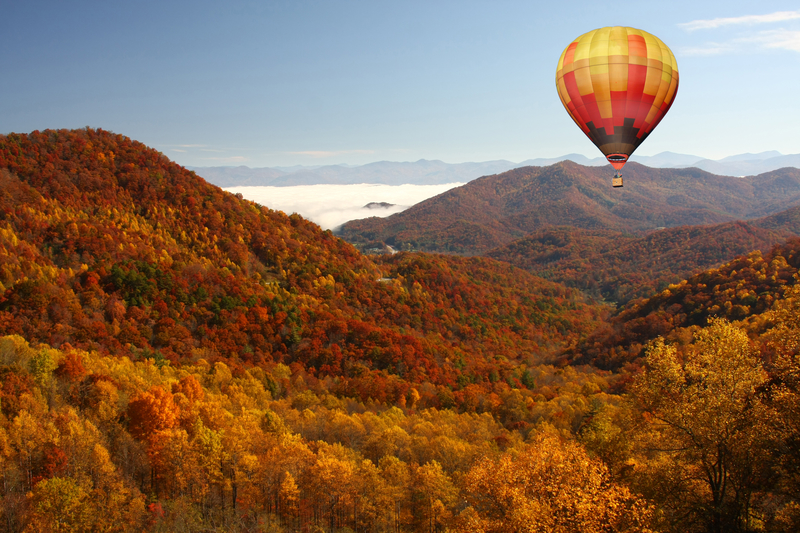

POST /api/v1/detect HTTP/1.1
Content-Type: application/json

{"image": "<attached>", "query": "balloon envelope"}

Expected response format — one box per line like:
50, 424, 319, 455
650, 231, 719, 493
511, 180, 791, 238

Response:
555, 27, 679, 172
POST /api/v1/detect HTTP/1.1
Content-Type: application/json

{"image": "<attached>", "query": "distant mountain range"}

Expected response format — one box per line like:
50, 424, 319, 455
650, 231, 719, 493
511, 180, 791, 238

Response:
190, 151, 800, 187
190, 160, 518, 187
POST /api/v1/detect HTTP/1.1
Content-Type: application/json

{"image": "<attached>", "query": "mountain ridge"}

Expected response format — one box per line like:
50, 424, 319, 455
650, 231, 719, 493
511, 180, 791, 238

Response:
190, 151, 800, 187
0, 128, 603, 396
337, 162, 800, 255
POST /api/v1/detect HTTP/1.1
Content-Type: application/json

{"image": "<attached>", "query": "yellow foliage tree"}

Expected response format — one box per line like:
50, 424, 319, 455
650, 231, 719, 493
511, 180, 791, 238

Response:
458, 431, 652, 533
25, 477, 90, 533
413, 460, 457, 533
759, 283, 800, 529
631, 318, 773, 533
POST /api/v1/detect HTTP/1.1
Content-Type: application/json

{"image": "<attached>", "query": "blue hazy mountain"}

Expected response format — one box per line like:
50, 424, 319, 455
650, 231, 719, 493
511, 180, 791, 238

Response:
191, 152, 800, 187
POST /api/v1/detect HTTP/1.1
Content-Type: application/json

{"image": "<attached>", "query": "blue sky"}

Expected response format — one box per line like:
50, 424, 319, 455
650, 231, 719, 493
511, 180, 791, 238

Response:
2, 1, 799, 167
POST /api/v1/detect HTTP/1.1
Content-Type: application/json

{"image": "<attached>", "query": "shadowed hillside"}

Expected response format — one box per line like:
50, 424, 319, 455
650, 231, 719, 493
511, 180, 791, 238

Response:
487, 219, 796, 305
565, 238, 800, 370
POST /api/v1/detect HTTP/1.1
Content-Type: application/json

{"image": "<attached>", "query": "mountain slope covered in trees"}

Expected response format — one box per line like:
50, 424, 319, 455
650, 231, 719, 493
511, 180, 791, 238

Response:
338, 162, 800, 255
5, 254, 800, 531
487, 219, 795, 305
567, 237, 800, 370
0, 128, 603, 406
5, 129, 800, 532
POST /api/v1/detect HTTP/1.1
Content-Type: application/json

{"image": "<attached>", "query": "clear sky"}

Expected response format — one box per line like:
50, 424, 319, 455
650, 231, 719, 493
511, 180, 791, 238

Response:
2, 1, 799, 167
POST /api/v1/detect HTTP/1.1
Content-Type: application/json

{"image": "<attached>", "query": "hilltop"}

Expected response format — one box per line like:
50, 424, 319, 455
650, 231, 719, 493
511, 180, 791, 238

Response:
338, 161, 800, 255
0, 128, 604, 404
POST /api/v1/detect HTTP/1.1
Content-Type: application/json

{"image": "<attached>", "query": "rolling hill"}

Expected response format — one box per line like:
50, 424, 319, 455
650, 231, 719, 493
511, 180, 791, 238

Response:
5, 129, 800, 532
0, 128, 604, 401
564, 237, 800, 370
486, 203, 800, 305
486, 220, 792, 305
337, 161, 800, 255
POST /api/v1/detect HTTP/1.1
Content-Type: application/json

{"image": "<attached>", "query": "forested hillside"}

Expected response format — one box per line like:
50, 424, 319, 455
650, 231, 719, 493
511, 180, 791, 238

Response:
339, 161, 800, 255
0, 334, 644, 532
0, 129, 603, 406
5, 285, 800, 532
569, 238, 800, 370
3, 129, 800, 532
487, 220, 791, 305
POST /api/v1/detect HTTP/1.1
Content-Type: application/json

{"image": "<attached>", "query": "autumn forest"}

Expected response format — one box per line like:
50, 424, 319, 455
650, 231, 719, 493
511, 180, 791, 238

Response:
2, 128, 800, 532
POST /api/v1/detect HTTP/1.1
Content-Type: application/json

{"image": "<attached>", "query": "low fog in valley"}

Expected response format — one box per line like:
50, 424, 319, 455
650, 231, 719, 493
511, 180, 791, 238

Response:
225, 182, 463, 230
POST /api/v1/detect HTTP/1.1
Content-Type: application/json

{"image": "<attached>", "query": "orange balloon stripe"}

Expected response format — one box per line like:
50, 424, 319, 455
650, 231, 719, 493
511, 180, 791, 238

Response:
628, 34, 647, 58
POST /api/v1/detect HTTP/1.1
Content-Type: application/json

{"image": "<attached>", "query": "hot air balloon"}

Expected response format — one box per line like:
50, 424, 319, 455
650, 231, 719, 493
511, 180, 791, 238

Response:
555, 27, 679, 187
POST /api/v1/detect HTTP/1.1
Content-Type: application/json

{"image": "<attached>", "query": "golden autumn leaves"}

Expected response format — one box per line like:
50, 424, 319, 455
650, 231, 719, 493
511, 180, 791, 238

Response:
0, 332, 649, 532
5, 305, 800, 532
459, 433, 653, 533
615, 306, 800, 533
630, 319, 771, 532
5, 128, 800, 532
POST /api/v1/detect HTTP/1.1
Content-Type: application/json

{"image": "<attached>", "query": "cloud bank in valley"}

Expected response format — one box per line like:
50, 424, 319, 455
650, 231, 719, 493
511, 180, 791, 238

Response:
225, 183, 464, 230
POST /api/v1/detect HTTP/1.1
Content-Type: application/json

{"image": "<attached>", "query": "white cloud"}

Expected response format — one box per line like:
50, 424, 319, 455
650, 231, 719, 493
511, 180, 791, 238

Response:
225, 183, 463, 230
748, 29, 800, 51
680, 10, 800, 31
678, 20, 800, 55
680, 43, 735, 56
